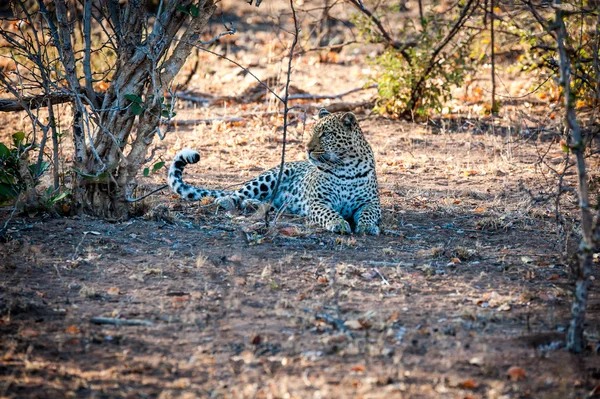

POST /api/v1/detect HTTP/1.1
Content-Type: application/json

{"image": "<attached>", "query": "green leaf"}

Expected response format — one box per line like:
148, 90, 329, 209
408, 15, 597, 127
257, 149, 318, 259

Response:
176, 4, 189, 14
72, 167, 111, 182
125, 94, 143, 103
0, 173, 15, 185
152, 161, 165, 173
161, 109, 176, 118
30, 161, 50, 178
12, 132, 25, 146
0, 143, 9, 158
189, 4, 199, 17
132, 103, 144, 116
50, 191, 69, 203
0, 183, 18, 200
143, 167, 150, 177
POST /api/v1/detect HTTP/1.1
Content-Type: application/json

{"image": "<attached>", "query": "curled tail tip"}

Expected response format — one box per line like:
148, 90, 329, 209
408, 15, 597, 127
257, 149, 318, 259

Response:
176, 148, 200, 164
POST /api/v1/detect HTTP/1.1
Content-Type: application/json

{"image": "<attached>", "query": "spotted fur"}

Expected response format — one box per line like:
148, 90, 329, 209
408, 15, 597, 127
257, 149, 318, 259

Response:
168, 109, 381, 235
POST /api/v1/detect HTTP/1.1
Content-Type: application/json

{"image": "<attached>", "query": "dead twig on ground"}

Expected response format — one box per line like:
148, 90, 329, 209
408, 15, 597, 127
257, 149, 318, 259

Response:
287, 85, 377, 101
90, 317, 154, 327
373, 267, 390, 285
170, 117, 244, 125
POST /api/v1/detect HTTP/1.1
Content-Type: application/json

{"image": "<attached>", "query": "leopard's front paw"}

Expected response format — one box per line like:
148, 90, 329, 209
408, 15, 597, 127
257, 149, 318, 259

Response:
240, 198, 265, 211
215, 196, 237, 211
326, 219, 352, 235
355, 223, 381, 236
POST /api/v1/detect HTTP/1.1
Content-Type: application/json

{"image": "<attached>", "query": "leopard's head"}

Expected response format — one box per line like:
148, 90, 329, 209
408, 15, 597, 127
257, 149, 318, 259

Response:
306, 109, 373, 169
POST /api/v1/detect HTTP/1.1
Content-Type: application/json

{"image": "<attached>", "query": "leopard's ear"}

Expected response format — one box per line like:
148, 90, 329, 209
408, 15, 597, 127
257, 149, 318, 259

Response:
318, 108, 330, 119
342, 112, 357, 128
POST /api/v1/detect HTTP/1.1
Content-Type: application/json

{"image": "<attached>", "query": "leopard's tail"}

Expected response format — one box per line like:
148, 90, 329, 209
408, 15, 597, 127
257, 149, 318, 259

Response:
168, 149, 226, 201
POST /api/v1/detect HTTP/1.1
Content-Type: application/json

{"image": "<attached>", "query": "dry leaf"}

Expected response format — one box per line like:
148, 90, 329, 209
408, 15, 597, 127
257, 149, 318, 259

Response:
20, 328, 38, 338
250, 334, 262, 345
497, 303, 511, 312
469, 357, 483, 366
350, 364, 365, 372
507, 366, 527, 381
279, 226, 300, 237
107, 287, 121, 295
129, 274, 144, 282
473, 207, 485, 213
548, 274, 559, 281
344, 320, 363, 330
65, 325, 80, 334
458, 379, 478, 389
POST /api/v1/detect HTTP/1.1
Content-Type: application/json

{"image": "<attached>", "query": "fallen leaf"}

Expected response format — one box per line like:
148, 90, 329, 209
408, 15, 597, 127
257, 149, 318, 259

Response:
20, 328, 38, 338
143, 267, 162, 275
350, 364, 365, 372
469, 356, 483, 366
129, 274, 144, 282
473, 207, 485, 213
548, 274, 559, 281
344, 320, 363, 330
171, 296, 190, 309
507, 366, 527, 381
250, 334, 262, 345
199, 196, 214, 206
458, 379, 478, 389
497, 303, 511, 311
107, 287, 121, 295
279, 226, 300, 237
65, 325, 80, 334
521, 256, 534, 264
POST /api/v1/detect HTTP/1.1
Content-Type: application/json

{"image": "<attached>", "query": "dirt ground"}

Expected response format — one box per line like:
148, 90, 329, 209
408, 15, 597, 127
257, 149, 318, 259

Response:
1, 2, 600, 398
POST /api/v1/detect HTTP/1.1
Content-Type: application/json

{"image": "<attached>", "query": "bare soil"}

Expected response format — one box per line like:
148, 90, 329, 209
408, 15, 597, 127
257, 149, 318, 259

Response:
2, 116, 599, 398
1, 2, 600, 398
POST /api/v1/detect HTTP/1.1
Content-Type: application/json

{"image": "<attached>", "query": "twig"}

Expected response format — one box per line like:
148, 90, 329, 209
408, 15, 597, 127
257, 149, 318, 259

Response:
125, 184, 168, 202
90, 317, 154, 326
287, 85, 377, 100
173, 85, 375, 105
345, 0, 415, 63
373, 267, 390, 285
265, 0, 300, 227
0, 198, 20, 236
194, 47, 284, 103
170, 117, 243, 125
490, 0, 497, 115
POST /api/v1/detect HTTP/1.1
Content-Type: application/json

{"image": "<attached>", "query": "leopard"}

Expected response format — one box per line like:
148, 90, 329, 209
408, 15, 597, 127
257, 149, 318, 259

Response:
168, 108, 381, 235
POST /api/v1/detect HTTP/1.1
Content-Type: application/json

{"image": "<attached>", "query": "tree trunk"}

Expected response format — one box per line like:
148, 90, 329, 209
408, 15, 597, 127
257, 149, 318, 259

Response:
64, 0, 217, 219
